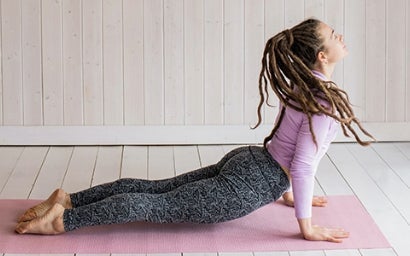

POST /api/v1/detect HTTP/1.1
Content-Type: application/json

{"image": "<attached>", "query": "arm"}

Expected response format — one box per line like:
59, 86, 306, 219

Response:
290, 113, 329, 220
289, 112, 347, 242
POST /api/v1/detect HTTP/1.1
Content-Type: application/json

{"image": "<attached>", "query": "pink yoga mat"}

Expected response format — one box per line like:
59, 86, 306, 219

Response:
0, 195, 390, 254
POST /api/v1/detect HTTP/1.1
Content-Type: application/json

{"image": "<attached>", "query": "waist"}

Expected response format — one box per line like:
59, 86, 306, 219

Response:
254, 146, 291, 182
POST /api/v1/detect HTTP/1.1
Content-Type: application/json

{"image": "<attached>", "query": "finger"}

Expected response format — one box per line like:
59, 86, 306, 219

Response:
312, 201, 327, 207
317, 196, 328, 203
331, 229, 350, 238
325, 233, 347, 243
312, 196, 328, 207
335, 231, 350, 238
327, 233, 349, 243
327, 236, 344, 243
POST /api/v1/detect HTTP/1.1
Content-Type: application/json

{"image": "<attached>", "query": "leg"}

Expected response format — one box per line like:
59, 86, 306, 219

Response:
16, 146, 289, 234
17, 174, 237, 234
16, 174, 246, 234
70, 146, 249, 207
62, 146, 288, 231
63, 177, 254, 231
18, 162, 221, 222
70, 164, 219, 207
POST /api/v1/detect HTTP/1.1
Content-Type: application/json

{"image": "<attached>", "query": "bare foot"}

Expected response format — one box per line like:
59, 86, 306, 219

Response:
18, 188, 72, 222
15, 203, 66, 235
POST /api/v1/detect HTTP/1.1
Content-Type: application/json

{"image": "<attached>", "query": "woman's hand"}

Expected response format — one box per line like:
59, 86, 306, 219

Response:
298, 218, 349, 243
282, 192, 328, 207
303, 225, 350, 243
312, 196, 327, 207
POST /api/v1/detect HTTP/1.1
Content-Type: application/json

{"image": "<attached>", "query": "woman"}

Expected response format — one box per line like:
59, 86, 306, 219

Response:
16, 19, 374, 242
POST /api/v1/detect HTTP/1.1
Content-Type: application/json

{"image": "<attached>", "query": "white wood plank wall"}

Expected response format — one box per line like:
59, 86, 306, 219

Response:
0, 0, 409, 144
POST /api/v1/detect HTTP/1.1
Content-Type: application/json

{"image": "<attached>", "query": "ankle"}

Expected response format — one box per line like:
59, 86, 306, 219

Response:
64, 193, 72, 208
49, 204, 66, 234
52, 215, 65, 233
54, 188, 72, 208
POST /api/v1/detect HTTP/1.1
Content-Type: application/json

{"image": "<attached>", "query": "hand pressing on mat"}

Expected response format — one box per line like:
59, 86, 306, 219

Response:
298, 218, 350, 243
282, 192, 328, 208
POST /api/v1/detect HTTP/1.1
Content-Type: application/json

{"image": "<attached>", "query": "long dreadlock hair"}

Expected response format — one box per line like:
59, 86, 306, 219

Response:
253, 18, 375, 147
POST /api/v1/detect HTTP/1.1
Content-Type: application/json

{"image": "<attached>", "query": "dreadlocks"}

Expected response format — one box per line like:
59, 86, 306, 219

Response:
253, 18, 375, 147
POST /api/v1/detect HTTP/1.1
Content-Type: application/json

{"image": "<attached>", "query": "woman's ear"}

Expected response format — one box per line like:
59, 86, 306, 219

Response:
317, 51, 328, 65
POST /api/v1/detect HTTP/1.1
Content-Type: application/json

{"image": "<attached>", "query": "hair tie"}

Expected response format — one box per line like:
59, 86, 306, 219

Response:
284, 29, 294, 46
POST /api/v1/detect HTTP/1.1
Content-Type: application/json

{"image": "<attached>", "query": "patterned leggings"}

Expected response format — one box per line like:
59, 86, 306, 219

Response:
63, 146, 289, 231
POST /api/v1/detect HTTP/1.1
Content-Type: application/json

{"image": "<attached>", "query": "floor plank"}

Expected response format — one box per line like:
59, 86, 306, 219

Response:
148, 146, 175, 180
313, 179, 325, 196
219, 253, 253, 256
173, 145, 201, 175
289, 251, 325, 256
146, 254, 181, 256
182, 253, 218, 256
197, 145, 225, 166
327, 144, 405, 256
347, 143, 410, 223
222, 144, 241, 153
30, 146, 73, 199
111, 254, 145, 256
316, 154, 354, 195
0, 147, 24, 194
372, 143, 410, 188
121, 146, 148, 179
359, 248, 398, 256
0, 147, 49, 199
91, 146, 123, 186
62, 146, 98, 192
324, 249, 361, 256
395, 142, 410, 159
254, 252, 290, 256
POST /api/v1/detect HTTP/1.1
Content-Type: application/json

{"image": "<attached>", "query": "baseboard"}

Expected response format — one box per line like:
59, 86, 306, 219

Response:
0, 123, 409, 145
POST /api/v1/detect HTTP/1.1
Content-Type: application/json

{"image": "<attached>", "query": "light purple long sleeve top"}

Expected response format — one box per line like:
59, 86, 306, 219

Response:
267, 71, 339, 219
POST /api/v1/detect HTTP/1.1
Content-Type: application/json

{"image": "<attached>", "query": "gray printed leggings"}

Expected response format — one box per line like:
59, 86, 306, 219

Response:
63, 146, 290, 231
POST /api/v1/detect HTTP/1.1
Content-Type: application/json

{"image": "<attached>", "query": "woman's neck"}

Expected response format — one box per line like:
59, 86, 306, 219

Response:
312, 70, 328, 80
312, 63, 335, 80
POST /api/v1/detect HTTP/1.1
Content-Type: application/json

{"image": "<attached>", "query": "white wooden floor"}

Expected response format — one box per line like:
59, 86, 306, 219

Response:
1, 142, 409, 256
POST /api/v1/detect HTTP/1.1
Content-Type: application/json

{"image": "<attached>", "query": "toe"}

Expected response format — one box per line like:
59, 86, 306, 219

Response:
15, 222, 29, 234
18, 210, 37, 222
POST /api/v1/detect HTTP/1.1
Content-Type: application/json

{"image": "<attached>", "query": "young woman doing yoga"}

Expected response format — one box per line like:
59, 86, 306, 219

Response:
16, 18, 374, 242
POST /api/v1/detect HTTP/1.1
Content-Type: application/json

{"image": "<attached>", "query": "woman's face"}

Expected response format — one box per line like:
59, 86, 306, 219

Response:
318, 23, 348, 64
